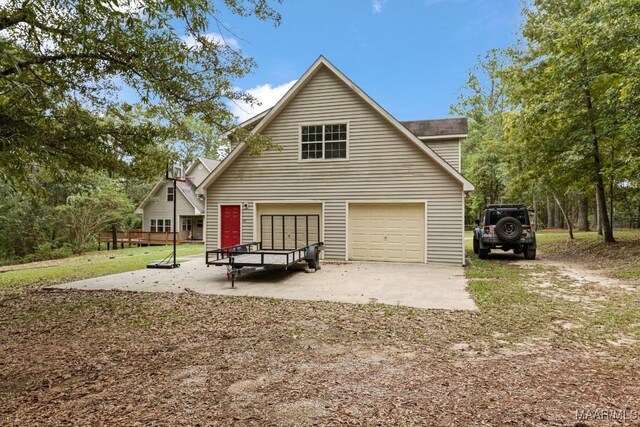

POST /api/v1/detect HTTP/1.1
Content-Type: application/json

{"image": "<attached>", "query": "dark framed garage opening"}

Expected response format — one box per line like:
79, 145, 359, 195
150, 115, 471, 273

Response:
260, 214, 320, 250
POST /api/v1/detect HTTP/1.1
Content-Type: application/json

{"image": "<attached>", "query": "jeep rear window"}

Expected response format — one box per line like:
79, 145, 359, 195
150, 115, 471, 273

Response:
487, 210, 529, 225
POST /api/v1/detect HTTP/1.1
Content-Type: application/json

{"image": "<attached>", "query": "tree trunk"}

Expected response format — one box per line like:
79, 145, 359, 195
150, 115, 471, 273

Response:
111, 224, 118, 251
595, 191, 603, 235
578, 196, 589, 231
554, 194, 574, 240
546, 194, 553, 228
554, 196, 564, 228
585, 88, 615, 242
533, 195, 539, 231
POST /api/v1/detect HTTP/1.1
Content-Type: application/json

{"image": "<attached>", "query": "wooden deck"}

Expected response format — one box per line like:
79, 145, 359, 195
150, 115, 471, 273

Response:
98, 230, 203, 249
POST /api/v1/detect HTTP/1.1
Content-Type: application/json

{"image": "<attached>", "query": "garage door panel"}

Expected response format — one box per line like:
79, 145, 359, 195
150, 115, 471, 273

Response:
349, 203, 425, 263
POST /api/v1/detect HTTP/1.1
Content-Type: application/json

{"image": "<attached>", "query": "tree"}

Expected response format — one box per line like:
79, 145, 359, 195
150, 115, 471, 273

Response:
501, 0, 640, 243
1, 0, 281, 186
452, 50, 509, 220
56, 174, 134, 253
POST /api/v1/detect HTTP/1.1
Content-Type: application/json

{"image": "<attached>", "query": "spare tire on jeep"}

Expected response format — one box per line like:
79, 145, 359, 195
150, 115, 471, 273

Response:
495, 217, 522, 242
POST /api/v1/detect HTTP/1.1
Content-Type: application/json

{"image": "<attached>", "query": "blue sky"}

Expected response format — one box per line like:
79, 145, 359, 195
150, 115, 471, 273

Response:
213, 0, 523, 122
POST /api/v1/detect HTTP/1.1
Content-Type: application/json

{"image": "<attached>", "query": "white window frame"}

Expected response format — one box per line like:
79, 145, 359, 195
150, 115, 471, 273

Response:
151, 218, 172, 232
182, 217, 192, 231
167, 186, 174, 202
299, 122, 349, 162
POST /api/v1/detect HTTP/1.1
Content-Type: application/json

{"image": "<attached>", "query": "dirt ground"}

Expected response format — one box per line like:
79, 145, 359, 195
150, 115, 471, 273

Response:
1, 254, 640, 426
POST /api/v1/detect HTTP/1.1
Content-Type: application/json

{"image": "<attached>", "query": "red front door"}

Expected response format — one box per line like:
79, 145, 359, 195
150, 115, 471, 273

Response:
220, 205, 241, 248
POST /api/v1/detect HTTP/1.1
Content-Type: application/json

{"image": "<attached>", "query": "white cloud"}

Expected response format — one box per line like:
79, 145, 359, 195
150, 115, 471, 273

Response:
230, 80, 297, 122
182, 32, 240, 50
372, 0, 386, 13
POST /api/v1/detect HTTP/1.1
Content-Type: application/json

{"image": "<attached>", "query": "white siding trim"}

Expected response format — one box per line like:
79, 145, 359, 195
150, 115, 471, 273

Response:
321, 201, 326, 245
344, 201, 349, 261
345, 200, 428, 264
425, 200, 429, 264
252, 202, 258, 241
217, 203, 242, 248
461, 191, 466, 266
203, 194, 207, 245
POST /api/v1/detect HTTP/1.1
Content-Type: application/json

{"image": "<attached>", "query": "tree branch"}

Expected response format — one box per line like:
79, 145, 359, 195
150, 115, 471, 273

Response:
0, 10, 27, 31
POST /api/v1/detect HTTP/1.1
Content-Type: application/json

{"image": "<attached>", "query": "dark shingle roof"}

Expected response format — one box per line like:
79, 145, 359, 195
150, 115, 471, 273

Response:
400, 117, 468, 138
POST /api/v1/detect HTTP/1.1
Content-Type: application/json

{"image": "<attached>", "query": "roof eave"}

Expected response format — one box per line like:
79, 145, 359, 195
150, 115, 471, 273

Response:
418, 133, 468, 140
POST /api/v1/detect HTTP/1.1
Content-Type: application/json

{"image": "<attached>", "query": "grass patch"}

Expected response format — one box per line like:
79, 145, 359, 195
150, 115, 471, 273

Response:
537, 229, 640, 279
0, 244, 204, 293
465, 229, 640, 351
466, 229, 640, 279
465, 255, 581, 345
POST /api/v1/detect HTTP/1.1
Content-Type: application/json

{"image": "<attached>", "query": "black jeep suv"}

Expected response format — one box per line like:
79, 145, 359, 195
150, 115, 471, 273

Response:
473, 204, 536, 260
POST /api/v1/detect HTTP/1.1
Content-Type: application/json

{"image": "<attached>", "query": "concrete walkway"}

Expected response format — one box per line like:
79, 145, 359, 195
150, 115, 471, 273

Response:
54, 257, 477, 310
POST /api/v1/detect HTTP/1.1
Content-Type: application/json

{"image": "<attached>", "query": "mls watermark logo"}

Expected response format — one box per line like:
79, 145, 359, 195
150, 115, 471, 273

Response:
576, 408, 639, 422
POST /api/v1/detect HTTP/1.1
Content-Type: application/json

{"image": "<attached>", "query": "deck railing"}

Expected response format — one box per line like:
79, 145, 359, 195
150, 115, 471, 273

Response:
98, 230, 200, 248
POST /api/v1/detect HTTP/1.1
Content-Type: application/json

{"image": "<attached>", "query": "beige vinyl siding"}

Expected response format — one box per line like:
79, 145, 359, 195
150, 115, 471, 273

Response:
423, 139, 461, 171
189, 162, 210, 187
142, 186, 196, 231
206, 66, 465, 265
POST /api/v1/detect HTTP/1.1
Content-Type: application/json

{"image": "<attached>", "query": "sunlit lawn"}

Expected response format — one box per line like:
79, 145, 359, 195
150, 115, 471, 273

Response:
0, 244, 204, 292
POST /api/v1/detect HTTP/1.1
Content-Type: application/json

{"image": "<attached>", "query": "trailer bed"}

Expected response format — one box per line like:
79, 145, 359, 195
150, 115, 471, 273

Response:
208, 250, 305, 267
206, 242, 322, 288
205, 214, 323, 288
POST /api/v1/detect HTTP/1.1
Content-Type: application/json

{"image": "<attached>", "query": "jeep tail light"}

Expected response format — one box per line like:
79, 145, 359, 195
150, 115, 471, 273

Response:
484, 226, 491, 234
524, 225, 531, 232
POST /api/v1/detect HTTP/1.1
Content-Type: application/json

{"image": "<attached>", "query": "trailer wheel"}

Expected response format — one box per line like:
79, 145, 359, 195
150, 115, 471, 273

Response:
305, 245, 320, 270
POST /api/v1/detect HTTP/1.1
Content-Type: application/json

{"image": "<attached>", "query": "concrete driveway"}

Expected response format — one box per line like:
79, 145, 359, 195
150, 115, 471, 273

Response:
54, 257, 477, 310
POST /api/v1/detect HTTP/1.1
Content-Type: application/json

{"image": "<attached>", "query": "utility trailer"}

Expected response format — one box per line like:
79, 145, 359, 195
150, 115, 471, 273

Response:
205, 214, 323, 288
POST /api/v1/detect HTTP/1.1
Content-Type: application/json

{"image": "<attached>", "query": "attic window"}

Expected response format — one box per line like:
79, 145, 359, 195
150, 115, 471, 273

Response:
167, 186, 174, 202
301, 124, 348, 160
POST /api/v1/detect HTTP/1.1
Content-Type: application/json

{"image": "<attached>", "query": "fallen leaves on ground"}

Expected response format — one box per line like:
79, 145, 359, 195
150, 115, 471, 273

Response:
1, 290, 638, 426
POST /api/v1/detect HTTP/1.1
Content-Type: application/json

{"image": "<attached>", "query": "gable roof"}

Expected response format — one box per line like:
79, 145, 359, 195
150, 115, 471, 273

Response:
137, 156, 217, 214
136, 156, 214, 215
135, 178, 204, 215
135, 179, 166, 214
197, 56, 474, 193
184, 156, 220, 176
198, 156, 220, 172
401, 118, 468, 139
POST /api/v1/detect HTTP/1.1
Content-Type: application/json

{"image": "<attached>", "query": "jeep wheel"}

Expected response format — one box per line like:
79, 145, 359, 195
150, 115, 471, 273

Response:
523, 245, 536, 260
478, 248, 489, 259
473, 235, 479, 254
495, 217, 522, 242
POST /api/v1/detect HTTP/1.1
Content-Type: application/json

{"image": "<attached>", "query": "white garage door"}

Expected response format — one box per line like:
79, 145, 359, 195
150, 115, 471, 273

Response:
349, 203, 425, 263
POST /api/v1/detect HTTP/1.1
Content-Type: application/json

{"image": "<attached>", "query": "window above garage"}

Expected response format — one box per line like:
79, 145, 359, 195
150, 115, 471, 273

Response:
300, 123, 348, 160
